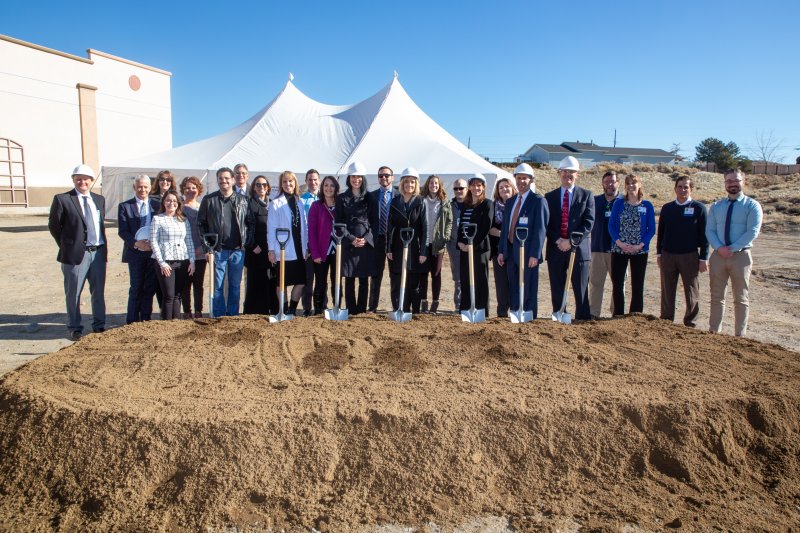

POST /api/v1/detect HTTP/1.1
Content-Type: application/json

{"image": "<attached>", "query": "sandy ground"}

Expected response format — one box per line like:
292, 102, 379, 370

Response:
1, 215, 798, 376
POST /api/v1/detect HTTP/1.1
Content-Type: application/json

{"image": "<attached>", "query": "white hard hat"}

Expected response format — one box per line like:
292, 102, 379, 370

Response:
558, 156, 580, 171
346, 161, 367, 176
469, 173, 486, 185
71, 164, 96, 179
400, 167, 419, 179
514, 163, 535, 177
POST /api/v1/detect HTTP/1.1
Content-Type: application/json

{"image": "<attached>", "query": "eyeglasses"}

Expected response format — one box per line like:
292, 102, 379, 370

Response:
453, 187, 465, 191
164, 200, 178, 205
158, 178, 172, 182
378, 173, 392, 178
254, 182, 268, 188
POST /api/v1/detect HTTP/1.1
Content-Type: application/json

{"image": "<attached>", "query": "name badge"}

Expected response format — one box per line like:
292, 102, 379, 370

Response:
637, 206, 646, 214
604, 210, 611, 217
684, 207, 695, 216
519, 216, 528, 226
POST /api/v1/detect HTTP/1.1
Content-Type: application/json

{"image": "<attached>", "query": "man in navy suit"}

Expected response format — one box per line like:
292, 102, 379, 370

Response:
544, 156, 595, 320
497, 164, 549, 318
367, 165, 394, 312
118, 175, 160, 323
48, 164, 107, 340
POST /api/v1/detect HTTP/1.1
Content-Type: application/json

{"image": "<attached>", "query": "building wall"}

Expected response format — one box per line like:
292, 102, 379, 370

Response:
0, 35, 172, 207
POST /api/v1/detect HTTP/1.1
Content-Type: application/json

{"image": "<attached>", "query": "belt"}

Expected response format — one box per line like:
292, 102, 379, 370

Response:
86, 244, 104, 252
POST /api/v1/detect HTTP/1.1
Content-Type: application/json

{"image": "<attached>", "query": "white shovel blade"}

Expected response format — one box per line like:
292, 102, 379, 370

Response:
510, 310, 533, 323
389, 310, 412, 323
268, 313, 293, 323
461, 308, 486, 323
324, 309, 349, 321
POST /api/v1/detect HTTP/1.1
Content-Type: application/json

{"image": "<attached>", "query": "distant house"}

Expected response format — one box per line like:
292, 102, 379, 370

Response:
517, 141, 676, 167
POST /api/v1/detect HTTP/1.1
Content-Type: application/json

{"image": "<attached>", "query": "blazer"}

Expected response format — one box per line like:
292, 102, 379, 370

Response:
118, 196, 160, 263
608, 198, 656, 252
267, 193, 308, 260
499, 191, 549, 263
386, 195, 429, 274
456, 199, 493, 255
307, 200, 335, 261
245, 196, 270, 269
544, 185, 595, 261
48, 189, 108, 265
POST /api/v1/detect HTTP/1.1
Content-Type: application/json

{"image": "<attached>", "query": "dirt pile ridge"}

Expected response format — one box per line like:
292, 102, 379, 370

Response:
1, 314, 799, 531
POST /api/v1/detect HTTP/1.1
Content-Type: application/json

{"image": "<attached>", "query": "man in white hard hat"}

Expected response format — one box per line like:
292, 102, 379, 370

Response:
368, 165, 396, 312
48, 164, 108, 340
118, 174, 160, 324
544, 156, 595, 320
497, 163, 549, 317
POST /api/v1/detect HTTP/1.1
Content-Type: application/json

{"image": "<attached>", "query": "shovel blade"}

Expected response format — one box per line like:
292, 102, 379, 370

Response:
389, 310, 412, 323
324, 308, 349, 321
268, 312, 293, 323
551, 311, 573, 324
461, 308, 486, 323
510, 310, 533, 324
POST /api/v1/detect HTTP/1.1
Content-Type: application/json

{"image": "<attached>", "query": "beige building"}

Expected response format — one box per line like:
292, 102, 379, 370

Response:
0, 34, 172, 208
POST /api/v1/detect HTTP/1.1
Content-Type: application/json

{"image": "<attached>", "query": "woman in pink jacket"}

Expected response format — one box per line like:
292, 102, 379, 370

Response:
307, 175, 339, 314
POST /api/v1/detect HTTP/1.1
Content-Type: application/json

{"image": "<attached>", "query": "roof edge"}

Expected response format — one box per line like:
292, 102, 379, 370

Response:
0, 33, 93, 65
88, 49, 172, 76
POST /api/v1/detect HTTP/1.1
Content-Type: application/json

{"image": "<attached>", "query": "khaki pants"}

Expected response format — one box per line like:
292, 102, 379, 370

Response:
709, 249, 752, 337
659, 251, 700, 327
589, 252, 617, 317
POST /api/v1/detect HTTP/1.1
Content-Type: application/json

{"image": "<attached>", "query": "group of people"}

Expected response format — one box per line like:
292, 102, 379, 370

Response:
48, 157, 762, 340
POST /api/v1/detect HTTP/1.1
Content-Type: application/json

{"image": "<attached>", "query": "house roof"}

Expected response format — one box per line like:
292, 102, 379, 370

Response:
562, 142, 605, 152
602, 147, 674, 157
534, 143, 574, 154
524, 141, 674, 159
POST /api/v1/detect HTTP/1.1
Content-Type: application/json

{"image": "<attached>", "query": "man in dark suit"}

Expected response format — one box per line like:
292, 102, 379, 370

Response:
367, 165, 394, 312
544, 156, 595, 320
497, 164, 549, 318
118, 174, 160, 323
48, 164, 107, 340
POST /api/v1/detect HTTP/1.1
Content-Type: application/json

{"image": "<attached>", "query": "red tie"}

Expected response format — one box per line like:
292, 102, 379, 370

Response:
560, 189, 569, 239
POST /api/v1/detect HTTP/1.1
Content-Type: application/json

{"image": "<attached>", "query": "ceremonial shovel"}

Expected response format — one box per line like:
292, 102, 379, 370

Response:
269, 228, 292, 323
509, 226, 533, 324
551, 231, 584, 325
324, 224, 349, 321
389, 227, 414, 323
201, 233, 218, 318
460, 223, 486, 324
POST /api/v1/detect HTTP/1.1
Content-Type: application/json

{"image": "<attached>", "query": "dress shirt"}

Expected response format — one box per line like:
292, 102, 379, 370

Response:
300, 191, 317, 217
136, 197, 150, 220
705, 193, 762, 251
559, 186, 575, 209
76, 189, 104, 246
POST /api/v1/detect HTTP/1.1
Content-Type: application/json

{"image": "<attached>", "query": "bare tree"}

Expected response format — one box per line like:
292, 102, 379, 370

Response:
749, 130, 787, 163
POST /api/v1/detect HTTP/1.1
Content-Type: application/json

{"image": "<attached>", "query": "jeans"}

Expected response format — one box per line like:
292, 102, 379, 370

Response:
213, 248, 244, 317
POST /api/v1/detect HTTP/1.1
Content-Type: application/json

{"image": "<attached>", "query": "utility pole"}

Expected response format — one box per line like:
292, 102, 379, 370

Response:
613, 129, 617, 148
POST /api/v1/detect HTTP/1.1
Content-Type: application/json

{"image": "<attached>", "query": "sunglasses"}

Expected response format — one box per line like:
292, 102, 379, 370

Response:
254, 182, 269, 188
158, 178, 172, 182
453, 187, 465, 191
378, 173, 392, 178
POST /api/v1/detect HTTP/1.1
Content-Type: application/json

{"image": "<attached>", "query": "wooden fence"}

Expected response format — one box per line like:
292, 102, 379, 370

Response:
700, 162, 800, 175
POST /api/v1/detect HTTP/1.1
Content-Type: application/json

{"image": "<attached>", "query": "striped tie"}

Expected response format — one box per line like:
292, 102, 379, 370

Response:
560, 189, 569, 239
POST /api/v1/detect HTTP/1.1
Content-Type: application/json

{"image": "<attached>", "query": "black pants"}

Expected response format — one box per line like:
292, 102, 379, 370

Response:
302, 255, 315, 313
611, 252, 649, 315
418, 251, 443, 302
368, 235, 391, 312
547, 249, 591, 320
345, 277, 369, 314
243, 265, 278, 315
181, 259, 207, 314
390, 271, 422, 313
459, 249, 490, 314
492, 256, 511, 318
155, 260, 190, 320
313, 254, 337, 312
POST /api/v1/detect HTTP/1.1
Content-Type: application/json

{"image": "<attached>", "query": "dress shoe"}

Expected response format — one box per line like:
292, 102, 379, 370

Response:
69, 331, 82, 341
93, 328, 105, 333
194, 312, 204, 319
430, 300, 439, 314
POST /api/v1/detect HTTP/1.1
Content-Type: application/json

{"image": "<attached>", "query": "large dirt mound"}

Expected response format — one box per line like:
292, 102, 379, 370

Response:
1, 315, 799, 531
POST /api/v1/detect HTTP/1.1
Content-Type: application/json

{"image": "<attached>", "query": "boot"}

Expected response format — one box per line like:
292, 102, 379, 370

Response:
430, 300, 439, 314
194, 312, 203, 319
421, 300, 429, 314
288, 299, 299, 316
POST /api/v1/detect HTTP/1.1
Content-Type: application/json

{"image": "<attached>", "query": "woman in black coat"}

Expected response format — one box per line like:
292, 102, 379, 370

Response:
243, 176, 278, 315
386, 169, 428, 313
457, 174, 494, 315
334, 163, 376, 314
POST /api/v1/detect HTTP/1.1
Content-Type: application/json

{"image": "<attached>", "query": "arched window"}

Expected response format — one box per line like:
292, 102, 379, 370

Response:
0, 139, 27, 207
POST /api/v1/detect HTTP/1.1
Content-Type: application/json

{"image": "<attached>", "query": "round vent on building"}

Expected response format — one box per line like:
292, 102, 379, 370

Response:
128, 75, 141, 91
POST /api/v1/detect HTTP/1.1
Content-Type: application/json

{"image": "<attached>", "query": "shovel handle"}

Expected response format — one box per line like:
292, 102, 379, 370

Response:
569, 231, 584, 248
461, 223, 477, 243
332, 223, 347, 243
201, 232, 219, 252
515, 226, 528, 243
399, 227, 414, 246
276, 228, 290, 248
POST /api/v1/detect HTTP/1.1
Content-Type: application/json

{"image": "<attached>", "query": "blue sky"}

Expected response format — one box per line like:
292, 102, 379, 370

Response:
4, 0, 799, 162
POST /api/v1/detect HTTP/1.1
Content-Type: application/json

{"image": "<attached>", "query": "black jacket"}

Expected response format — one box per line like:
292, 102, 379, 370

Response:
335, 189, 376, 278
48, 190, 108, 265
457, 199, 493, 256
386, 195, 429, 274
197, 190, 251, 251
245, 196, 271, 269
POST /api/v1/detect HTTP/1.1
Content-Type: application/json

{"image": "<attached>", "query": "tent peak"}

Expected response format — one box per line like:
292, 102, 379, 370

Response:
288, 72, 294, 81
393, 70, 398, 79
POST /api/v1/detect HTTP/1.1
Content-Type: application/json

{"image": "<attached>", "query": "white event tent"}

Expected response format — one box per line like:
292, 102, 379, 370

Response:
102, 74, 512, 220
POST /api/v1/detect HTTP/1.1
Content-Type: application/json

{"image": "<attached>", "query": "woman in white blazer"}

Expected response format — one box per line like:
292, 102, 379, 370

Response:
267, 171, 308, 315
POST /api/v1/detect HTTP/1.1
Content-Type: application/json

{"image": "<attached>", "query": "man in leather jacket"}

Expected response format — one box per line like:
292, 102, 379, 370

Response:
198, 167, 251, 316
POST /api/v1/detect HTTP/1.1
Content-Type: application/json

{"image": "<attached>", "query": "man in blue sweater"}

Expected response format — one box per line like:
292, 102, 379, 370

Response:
705, 169, 762, 337
657, 176, 708, 327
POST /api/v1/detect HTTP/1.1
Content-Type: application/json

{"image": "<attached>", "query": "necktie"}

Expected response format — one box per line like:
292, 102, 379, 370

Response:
508, 196, 522, 243
380, 190, 389, 235
560, 189, 569, 239
83, 196, 98, 246
724, 199, 735, 246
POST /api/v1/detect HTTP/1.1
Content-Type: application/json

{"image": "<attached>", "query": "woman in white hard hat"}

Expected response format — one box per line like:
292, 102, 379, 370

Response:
335, 162, 376, 314
489, 176, 518, 318
385, 168, 428, 313
417, 174, 452, 314
267, 171, 308, 315
457, 174, 494, 314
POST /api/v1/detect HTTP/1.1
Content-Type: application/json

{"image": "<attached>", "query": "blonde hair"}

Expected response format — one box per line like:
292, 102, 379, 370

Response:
278, 171, 299, 198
